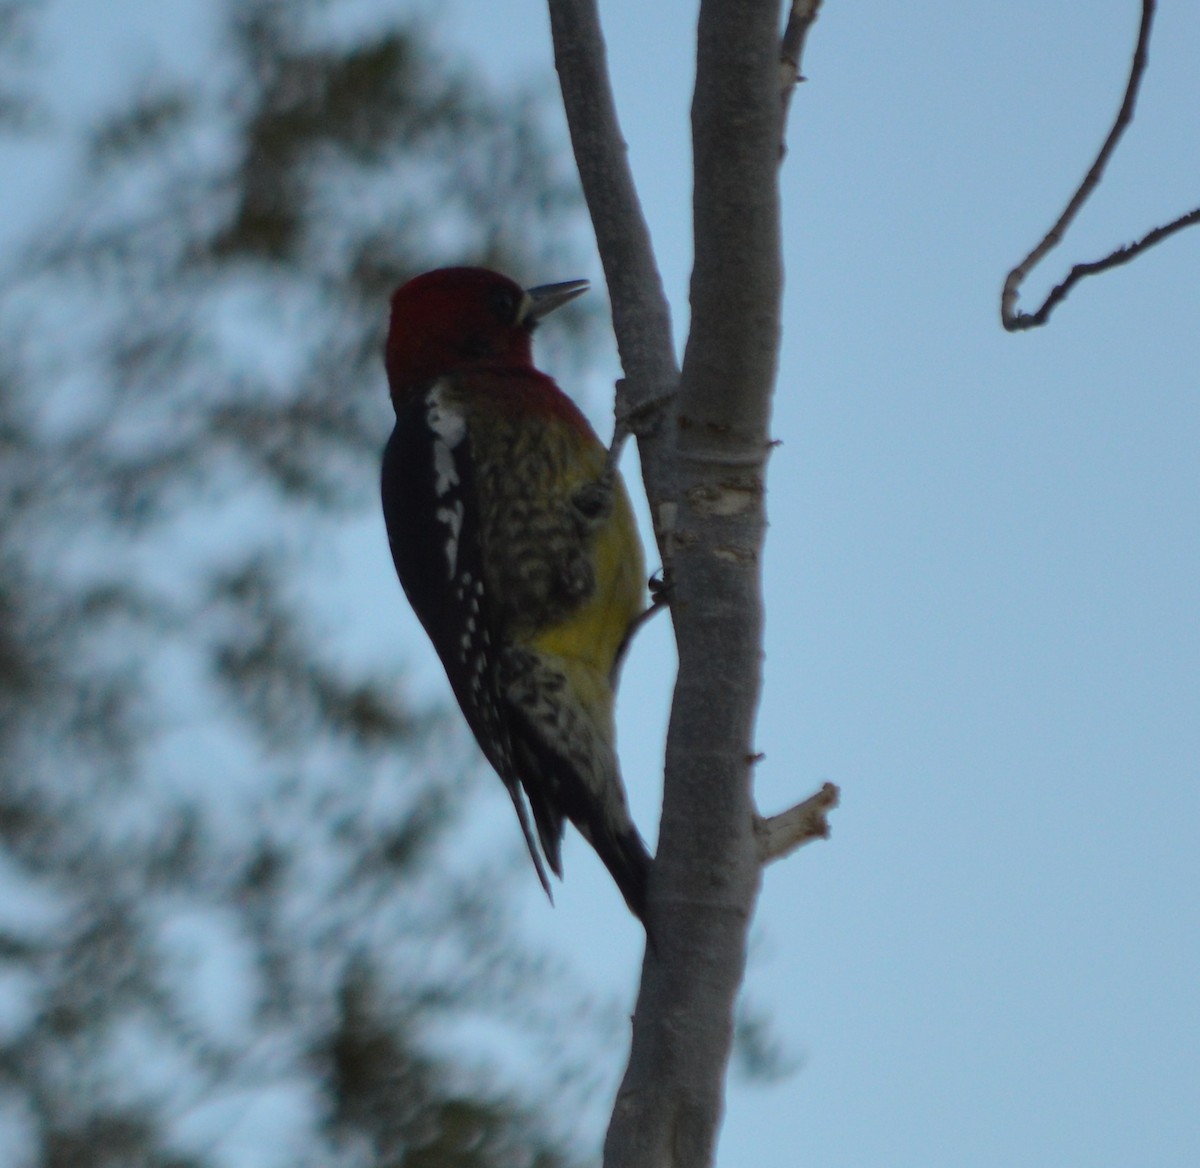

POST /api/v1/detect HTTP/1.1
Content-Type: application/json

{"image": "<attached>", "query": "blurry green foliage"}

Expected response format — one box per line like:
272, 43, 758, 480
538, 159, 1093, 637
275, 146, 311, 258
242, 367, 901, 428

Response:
0, 2, 605, 1165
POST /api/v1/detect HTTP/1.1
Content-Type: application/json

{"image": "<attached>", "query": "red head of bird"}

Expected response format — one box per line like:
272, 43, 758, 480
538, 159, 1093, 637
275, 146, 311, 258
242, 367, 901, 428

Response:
384, 267, 588, 404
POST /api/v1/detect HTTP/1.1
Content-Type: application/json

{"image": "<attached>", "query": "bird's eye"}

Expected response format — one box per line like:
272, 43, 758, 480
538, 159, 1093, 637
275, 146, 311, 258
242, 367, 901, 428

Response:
489, 285, 521, 324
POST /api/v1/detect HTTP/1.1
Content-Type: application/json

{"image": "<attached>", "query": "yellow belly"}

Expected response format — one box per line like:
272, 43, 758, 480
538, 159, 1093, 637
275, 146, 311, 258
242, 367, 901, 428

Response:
531, 473, 645, 684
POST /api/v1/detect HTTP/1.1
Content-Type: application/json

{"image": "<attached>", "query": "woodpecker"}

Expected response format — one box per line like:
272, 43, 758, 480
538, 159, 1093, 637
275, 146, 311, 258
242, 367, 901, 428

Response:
381, 266, 652, 921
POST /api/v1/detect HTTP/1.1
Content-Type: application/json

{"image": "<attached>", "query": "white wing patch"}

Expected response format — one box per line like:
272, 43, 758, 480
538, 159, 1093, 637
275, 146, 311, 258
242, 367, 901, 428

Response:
435, 502, 463, 577
431, 425, 461, 494
426, 383, 467, 580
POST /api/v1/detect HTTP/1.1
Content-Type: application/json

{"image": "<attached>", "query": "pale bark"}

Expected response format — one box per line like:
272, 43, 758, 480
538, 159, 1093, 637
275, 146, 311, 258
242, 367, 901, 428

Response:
550, 2, 828, 1165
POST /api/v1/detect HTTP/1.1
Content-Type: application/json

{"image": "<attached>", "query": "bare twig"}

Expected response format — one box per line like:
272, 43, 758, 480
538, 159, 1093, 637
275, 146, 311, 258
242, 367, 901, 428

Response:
779, 0, 822, 151
1001, 0, 1200, 330
1009, 207, 1200, 329
755, 782, 840, 864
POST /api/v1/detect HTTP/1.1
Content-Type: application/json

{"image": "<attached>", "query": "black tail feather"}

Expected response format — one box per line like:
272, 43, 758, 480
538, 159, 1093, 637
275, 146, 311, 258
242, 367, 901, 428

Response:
504, 781, 554, 901
602, 826, 652, 923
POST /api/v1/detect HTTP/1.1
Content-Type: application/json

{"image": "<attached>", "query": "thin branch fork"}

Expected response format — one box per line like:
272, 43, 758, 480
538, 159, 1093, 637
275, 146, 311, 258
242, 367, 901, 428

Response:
1001, 0, 1200, 330
1011, 207, 1200, 328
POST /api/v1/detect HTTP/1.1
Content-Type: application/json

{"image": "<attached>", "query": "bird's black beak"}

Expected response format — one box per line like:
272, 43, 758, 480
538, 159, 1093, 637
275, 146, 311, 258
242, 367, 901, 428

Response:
522, 278, 589, 324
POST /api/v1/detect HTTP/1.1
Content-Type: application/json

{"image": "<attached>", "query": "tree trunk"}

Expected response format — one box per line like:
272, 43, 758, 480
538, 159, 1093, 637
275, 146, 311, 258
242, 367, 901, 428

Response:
552, 2, 797, 1165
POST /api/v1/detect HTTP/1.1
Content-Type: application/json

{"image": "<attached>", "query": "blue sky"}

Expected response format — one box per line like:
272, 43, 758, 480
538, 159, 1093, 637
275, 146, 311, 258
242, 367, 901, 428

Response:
6, 2, 1198, 1166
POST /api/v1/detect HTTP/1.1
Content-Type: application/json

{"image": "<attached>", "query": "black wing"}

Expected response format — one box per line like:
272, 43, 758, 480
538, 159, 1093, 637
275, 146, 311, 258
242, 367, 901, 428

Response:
381, 387, 560, 894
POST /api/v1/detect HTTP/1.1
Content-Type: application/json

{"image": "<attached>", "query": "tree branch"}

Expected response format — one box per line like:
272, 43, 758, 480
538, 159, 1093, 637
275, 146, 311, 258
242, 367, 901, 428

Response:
601, 0, 788, 1164
552, 4, 830, 1166
1005, 206, 1200, 330
547, 0, 679, 412
1001, 0, 1200, 330
549, 0, 682, 584
755, 782, 840, 864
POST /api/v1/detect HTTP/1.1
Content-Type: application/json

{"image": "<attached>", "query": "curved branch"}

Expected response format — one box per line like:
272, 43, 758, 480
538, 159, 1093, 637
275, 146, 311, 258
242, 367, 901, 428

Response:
1007, 206, 1200, 329
999, 0, 1199, 330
